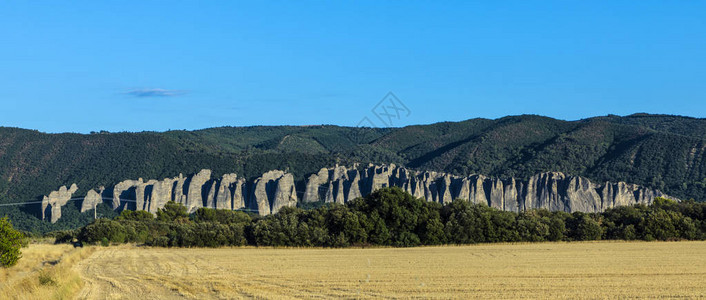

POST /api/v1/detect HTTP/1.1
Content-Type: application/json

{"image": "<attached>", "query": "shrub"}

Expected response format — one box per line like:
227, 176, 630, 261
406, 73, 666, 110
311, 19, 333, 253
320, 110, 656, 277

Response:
568, 213, 603, 241
117, 210, 154, 222
516, 211, 551, 242
547, 213, 568, 241
38, 271, 57, 286
644, 210, 680, 241
0, 217, 27, 267
156, 201, 189, 223
620, 224, 637, 240
149, 236, 170, 247
396, 231, 421, 247
64, 187, 706, 248
79, 219, 128, 244
51, 230, 77, 244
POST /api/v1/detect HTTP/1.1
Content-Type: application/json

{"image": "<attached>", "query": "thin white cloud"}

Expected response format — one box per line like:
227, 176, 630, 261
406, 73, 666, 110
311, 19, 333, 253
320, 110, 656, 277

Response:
125, 88, 187, 97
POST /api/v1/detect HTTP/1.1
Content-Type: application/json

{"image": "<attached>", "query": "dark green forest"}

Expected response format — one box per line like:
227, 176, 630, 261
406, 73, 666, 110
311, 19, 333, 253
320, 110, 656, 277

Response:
3, 113, 706, 233
62, 187, 706, 248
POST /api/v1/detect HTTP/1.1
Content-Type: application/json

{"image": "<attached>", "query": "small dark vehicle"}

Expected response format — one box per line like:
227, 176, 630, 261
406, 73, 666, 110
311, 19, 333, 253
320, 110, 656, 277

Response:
72, 239, 83, 248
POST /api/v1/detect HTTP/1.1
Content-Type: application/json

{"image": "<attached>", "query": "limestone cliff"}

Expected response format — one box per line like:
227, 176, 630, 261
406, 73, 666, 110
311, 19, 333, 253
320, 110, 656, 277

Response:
113, 179, 142, 209
185, 169, 211, 212
271, 173, 298, 214
214, 173, 238, 210
293, 164, 675, 213
148, 178, 175, 213
80, 187, 104, 213
251, 170, 298, 215
41, 184, 79, 223
41, 164, 676, 222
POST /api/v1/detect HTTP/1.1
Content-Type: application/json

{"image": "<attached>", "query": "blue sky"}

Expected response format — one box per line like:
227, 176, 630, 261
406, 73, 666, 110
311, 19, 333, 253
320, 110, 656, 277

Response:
0, 1, 704, 133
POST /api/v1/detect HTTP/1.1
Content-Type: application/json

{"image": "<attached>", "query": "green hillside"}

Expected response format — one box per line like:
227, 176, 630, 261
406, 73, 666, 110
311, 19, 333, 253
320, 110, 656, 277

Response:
2, 114, 706, 233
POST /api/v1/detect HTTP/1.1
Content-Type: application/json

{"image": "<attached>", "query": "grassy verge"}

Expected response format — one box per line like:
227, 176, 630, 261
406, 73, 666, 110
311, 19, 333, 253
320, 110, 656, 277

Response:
0, 244, 95, 300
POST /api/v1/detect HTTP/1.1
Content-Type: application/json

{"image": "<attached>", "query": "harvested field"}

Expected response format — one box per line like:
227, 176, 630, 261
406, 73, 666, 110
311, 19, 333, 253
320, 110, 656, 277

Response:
68, 241, 706, 299
0, 243, 94, 300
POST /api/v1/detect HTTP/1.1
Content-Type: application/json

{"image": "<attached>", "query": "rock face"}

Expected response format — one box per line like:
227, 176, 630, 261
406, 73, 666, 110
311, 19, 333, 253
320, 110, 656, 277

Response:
80, 187, 104, 213
42, 165, 676, 222
148, 178, 175, 213
214, 173, 238, 210
185, 169, 211, 212
233, 178, 248, 210
284, 164, 675, 213
113, 179, 142, 210
172, 174, 187, 204
251, 170, 298, 215
272, 173, 298, 214
41, 184, 79, 223
302, 168, 329, 203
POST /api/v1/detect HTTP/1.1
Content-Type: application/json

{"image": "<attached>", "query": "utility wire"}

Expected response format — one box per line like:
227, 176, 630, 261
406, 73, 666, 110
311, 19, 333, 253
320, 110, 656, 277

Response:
0, 196, 300, 214
0, 183, 347, 209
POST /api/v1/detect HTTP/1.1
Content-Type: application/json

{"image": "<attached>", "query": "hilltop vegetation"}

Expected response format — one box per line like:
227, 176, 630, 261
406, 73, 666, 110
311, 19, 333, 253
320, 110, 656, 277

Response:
3, 114, 706, 233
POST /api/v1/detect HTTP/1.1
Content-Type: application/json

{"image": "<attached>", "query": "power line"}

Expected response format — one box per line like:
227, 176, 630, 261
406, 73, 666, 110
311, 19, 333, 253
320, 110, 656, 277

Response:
0, 182, 347, 211
0, 196, 136, 207
0, 197, 87, 207
0, 196, 290, 214
0, 183, 336, 204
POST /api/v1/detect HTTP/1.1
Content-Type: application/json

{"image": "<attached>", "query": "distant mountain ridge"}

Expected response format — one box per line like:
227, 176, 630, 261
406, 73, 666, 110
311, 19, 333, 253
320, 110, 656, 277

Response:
2, 113, 706, 231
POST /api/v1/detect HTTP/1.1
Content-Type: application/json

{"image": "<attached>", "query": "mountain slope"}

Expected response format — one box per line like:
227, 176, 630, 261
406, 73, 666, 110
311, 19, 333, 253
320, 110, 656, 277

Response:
2, 114, 706, 232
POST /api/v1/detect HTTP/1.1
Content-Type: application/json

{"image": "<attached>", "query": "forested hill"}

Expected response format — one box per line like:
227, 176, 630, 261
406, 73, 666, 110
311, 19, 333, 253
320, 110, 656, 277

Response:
2, 114, 706, 231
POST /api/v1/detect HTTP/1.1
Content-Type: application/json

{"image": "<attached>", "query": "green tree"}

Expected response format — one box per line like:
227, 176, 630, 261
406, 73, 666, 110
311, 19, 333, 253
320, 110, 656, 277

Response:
515, 211, 551, 242
156, 201, 189, 223
442, 201, 490, 244
572, 214, 603, 241
547, 212, 568, 241
421, 217, 446, 245
644, 209, 682, 241
0, 217, 27, 267
323, 205, 367, 246
116, 210, 154, 222
348, 187, 433, 246
193, 208, 252, 224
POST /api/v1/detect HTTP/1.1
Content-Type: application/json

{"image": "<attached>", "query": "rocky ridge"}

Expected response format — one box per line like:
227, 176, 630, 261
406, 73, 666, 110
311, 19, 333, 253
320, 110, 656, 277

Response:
41, 183, 79, 223
40, 164, 676, 222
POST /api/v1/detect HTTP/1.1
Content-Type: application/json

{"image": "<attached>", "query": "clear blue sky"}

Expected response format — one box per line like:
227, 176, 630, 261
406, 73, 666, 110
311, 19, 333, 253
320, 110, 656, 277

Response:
1, 1, 704, 133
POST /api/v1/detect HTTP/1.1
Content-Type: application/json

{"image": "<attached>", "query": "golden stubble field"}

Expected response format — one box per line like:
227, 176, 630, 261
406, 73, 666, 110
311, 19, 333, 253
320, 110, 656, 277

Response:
2, 241, 705, 299
0, 243, 95, 300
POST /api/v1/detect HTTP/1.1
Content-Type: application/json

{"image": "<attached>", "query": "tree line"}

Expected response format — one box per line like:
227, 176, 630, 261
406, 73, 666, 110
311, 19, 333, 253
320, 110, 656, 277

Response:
58, 187, 706, 248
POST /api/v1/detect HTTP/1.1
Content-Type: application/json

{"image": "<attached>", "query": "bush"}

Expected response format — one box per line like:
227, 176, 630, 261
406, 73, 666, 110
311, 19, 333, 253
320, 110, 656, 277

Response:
516, 211, 551, 242
1, 217, 27, 267
193, 207, 252, 224
396, 231, 421, 247
67, 187, 706, 248
568, 213, 603, 241
38, 271, 57, 286
547, 213, 568, 241
156, 201, 189, 223
117, 210, 154, 222
620, 224, 638, 240
149, 236, 170, 247
79, 219, 129, 244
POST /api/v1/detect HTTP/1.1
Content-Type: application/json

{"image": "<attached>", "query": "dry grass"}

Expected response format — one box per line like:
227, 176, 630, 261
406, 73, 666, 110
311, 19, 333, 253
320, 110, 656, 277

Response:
0, 244, 95, 300
65, 241, 706, 299
3, 242, 704, 299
